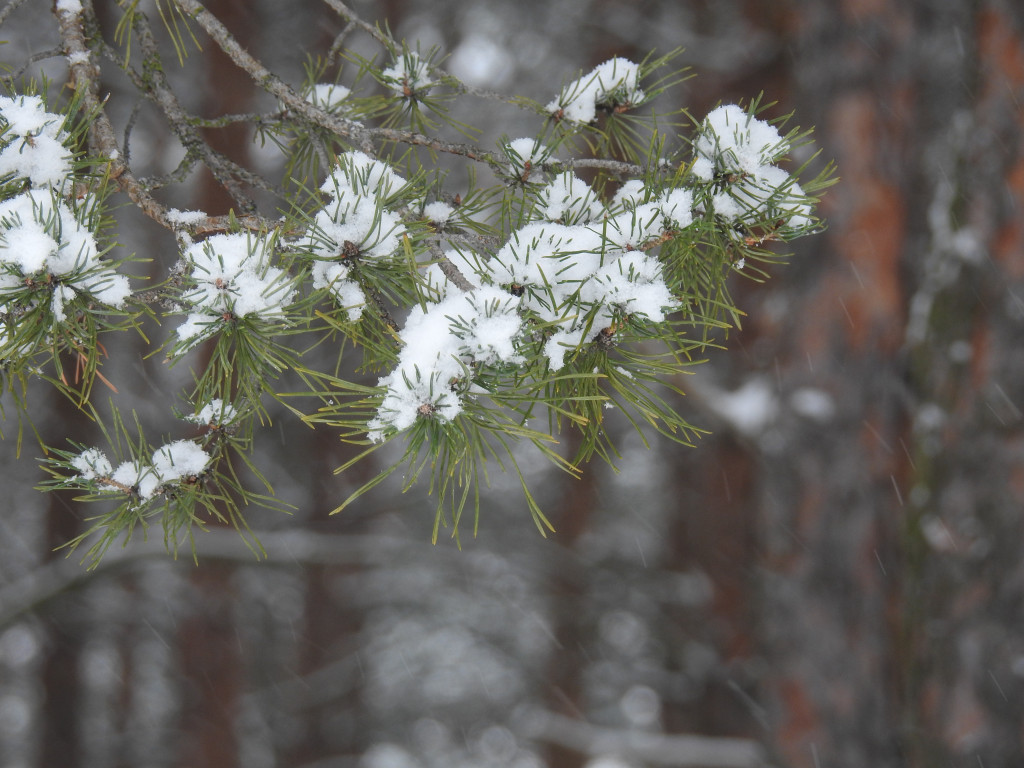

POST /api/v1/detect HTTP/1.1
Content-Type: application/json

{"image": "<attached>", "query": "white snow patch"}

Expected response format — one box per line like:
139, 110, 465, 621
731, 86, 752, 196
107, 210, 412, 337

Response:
704, 378, 778, 436
165, 208, 208, 226
502, 137, 549, 179
692, 104, 812, 230
0, 191, 131, 323
538, 172, 603, 224
139, 440, 210, 499
0, 94, 73, 189
367, 286, 524, 439
187, 399, 239, 426
547, 57, 644, 124
307, 152, 409, 267
490, 219, 676, 370
422, 200, 454, 225
381, 51, 433, 96
71, 447, 113, 480
175, 232, 295, 347
789, 387, 836, 422
308, 83, 351, 111
311, 260, 366, 321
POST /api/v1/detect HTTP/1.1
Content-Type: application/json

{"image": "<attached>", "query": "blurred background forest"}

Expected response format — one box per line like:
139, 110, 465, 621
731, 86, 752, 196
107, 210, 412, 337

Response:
2, 0, 1024, 766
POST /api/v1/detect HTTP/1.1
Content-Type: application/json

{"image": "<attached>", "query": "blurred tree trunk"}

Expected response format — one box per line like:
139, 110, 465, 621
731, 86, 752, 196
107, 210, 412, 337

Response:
39, 392, 98, 768
174, 2, 258, 765
687, 1, 1024, 765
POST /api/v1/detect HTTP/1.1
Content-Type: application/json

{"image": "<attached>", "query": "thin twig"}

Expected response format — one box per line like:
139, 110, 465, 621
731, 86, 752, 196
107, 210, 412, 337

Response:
127, 11, 273, 209
320, 0, 392, 51
57, 1, 274, 237
174, 0, 506, 170
57, 1, 169, 222
328, 20, 358, 61
439, 232, 503, 252
0, 0, 30, 28
175, 0, 370, 142
137, 150, 203, 191
365, 282, 399, 331
428, 242, 476, 292
122, 99, 141, 167
0, 47, 66, 84
188, 110, 287, 129
556, 157, 647, 177
321, 0, 535, 107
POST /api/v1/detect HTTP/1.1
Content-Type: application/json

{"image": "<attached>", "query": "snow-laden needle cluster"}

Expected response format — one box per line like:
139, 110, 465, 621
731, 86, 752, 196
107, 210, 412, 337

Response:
305, 150, 411, 322
352, 93, 821, 441
692, 104, 812, 230
381, 51, 435, 98
0, 93, 132, 360
487, 179, 685, 373
185, 398, 239, 427
174, 232, 297, 349
0, 94, 74, 190
71, 440, 211, 500
502, 138, 550, 180
546, 58, 646, 124
0, 190, 131, 324
368, 286, 525, 439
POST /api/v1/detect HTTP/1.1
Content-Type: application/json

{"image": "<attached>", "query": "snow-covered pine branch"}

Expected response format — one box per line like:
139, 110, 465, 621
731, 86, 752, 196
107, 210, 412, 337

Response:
0, 0, 832, 563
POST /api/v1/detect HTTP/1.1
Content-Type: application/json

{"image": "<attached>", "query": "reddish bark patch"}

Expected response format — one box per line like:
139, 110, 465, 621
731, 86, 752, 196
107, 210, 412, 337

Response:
978, 7, 1024, 91
827, 93, 907, 351
992, 157, 1024, 278
776, 678, 823, 765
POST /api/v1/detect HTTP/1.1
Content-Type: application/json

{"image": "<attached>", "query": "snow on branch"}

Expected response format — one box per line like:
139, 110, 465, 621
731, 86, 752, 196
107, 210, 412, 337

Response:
4, 0, 832, 560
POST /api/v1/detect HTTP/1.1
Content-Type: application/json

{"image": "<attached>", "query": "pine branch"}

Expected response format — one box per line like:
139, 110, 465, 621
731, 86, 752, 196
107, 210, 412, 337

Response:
56, 0, 271, 236
16, 0, 835, 561
175, 0, 508, 170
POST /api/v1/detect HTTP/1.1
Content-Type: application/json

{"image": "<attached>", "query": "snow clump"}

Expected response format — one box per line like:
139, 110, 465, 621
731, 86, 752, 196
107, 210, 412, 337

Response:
165, 208, 208, 227
0, 94, 74, 190
538, 172, 604, 224
502, 138, 549, 180
138, 440, 210, 499
187, 398, 239, 427
611, 179, 646, 210
71, 441, 211, 500
310, 152, 408, 263
692, 104, 812, 229
310, 260, 365, 322
489, 217, 678, 371
367, 286, 525, 439
381, 51, 434, 97
422, 200, 454, 226
0, 190, 131, 323
175, 232, 296, 348
305, 151, 411, 319
71, 447, 113, 481
547, 58, 645, 124
307, 83, 351, 112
